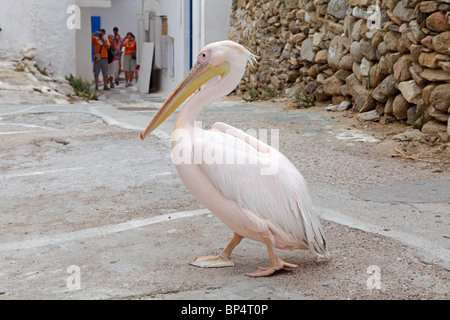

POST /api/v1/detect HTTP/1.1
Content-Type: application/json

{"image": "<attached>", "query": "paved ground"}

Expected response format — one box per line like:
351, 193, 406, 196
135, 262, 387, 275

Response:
0, 82, 449, 300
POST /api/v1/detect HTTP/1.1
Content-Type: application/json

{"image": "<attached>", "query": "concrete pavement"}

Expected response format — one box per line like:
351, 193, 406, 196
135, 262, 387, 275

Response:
0, 85, 448, 299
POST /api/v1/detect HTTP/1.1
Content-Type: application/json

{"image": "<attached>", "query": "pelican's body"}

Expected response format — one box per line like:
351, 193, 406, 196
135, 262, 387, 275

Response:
141, 41, 328, 276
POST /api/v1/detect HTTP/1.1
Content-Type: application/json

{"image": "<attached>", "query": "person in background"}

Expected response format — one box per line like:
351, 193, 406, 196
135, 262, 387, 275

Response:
113, 35, 122, 86
121, 32, 137, 87
92, 29, 110, 90
114, 34, 122, 85
135, 64, 139, 84
107, 35, 120, 89
113, 27, 123, 85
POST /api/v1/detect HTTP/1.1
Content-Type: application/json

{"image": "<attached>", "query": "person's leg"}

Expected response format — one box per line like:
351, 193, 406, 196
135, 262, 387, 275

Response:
123, 56, 131, 86
101, 59, 109, 90
114, 61, 119, 86
108, 63, 114, 88
117, 56, 122, 85
131, 59, 137, 85
103, 76, 109, 89
128, 71, 132, 85
93, 61, 100, 90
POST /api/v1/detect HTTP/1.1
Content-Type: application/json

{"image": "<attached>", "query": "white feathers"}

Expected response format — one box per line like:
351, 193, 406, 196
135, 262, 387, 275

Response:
196, 124, 329, 257
220, 40, 259, 67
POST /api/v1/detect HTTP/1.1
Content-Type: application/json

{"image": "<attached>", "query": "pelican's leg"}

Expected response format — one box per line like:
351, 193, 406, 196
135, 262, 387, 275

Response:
245, 230, 298, 277
190, 233, 243, 268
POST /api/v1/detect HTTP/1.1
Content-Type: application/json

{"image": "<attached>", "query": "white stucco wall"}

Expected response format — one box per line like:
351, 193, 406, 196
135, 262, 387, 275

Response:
142, 0, 190, 93
192, 0, 232, 56
141, 0, 231, 94
0, 0, 77, 78
76, 6, 94, 82
203, 0, 231, 45
91, 0, 141, 40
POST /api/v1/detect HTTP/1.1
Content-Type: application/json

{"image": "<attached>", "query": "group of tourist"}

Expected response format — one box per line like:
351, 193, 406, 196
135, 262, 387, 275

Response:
91, 27, 138, 91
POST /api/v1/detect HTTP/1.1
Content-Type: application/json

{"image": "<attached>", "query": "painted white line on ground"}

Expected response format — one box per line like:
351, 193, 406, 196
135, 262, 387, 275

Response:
0, 209, 210, 252
0, 106, 39, 116
0, 131, 39, 135
0, 167, 84, 180
88, 107, 171, 141
0, 167, 175, 180
317, 205, 450, 266
88, 107, 143, 131
0, 122, 55, 130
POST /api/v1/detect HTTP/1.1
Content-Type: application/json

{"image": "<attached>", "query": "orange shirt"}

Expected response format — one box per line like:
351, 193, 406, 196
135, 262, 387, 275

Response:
123, 40, 136, 56
92, 36, 109, 58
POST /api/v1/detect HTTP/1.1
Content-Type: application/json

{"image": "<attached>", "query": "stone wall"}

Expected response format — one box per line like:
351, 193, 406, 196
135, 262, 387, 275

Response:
228, 0, 450, 140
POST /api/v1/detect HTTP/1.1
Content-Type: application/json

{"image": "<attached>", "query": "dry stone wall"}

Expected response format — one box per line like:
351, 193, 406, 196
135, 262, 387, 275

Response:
228, 0, 450, 141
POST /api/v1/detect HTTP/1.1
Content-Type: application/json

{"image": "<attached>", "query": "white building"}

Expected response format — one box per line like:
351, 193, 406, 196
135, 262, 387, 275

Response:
0, 0, 231, 93
0, 0, 112, 81
91, 0, 142, 39
140, 0, 232, 93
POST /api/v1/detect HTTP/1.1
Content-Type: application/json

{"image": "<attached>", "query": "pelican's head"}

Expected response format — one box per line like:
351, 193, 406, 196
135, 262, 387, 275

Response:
140, 40, 257, 140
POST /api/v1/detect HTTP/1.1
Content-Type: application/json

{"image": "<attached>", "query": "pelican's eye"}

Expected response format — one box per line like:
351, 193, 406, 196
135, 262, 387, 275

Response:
198, 50, 211, 64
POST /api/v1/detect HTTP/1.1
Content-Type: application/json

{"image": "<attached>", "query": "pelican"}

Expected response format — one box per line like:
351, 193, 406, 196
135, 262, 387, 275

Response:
140, 40, 328, 277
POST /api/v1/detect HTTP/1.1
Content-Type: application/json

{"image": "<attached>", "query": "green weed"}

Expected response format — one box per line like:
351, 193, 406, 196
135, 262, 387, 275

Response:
66, 74, 98, 101
293, 90, 315, 109
13, 62, 27, 72
243, 88, 261, 102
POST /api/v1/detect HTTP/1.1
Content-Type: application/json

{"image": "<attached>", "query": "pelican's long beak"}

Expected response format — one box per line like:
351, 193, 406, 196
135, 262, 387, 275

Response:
140, 61, 230, 140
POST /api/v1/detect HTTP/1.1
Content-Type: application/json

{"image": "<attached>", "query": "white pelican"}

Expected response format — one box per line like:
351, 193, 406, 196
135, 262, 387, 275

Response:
140, 40, 328, 276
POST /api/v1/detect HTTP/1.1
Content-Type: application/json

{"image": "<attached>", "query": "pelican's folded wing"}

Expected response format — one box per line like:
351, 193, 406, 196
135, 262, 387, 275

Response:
195, 124, 328, 256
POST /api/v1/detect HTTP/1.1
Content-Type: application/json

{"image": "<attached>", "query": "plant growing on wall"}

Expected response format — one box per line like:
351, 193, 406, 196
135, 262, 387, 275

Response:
66, 74, 98, 101
293, 90, 315, 109
243, 88, 261, 102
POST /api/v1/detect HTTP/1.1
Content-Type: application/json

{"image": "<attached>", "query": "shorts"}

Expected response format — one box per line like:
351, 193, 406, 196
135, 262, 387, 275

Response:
108, 60, 118, 78
123, 54, 136, 72
93, 58, 108, 77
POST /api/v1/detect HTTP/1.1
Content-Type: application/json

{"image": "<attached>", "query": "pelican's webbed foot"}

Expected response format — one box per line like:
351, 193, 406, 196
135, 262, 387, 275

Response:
245, 259, 298, 277
190, 255, 235, 268
189, 232, 243, 268
245, 230, 299, 277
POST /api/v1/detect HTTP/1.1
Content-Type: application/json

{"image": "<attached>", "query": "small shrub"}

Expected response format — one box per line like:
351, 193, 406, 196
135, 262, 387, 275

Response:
66, 74, 98, 101
263, 90, 279, 100
36, 64, 48, 76
243, 88, 261, 102
384, 116, 394, 124
293, 90, 315, 109
13, 62, 26, 72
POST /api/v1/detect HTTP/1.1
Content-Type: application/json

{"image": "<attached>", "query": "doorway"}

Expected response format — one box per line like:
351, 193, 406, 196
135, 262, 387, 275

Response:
91, 16, 101, 61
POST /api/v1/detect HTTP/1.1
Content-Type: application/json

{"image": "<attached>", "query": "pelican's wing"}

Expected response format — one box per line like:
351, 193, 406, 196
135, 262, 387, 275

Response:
195, 123, 328, 256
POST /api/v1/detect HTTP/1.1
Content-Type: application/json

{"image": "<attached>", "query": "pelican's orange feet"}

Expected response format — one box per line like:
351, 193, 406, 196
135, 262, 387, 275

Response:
190, 255, 235, 268
245, 259, 298, 277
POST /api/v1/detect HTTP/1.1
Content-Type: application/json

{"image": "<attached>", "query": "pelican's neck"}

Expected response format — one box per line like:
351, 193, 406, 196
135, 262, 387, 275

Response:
174, 81, 221, 133
174, 60, 245, 133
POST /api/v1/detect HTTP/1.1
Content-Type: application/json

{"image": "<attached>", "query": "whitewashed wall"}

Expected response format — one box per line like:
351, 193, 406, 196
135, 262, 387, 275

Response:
142, 0, 190, 93
91, 0, 141, 41
76, 6, 94, 82
141, 0, 231, 94
192, 0, 232, 56
0, 0, 76, 78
